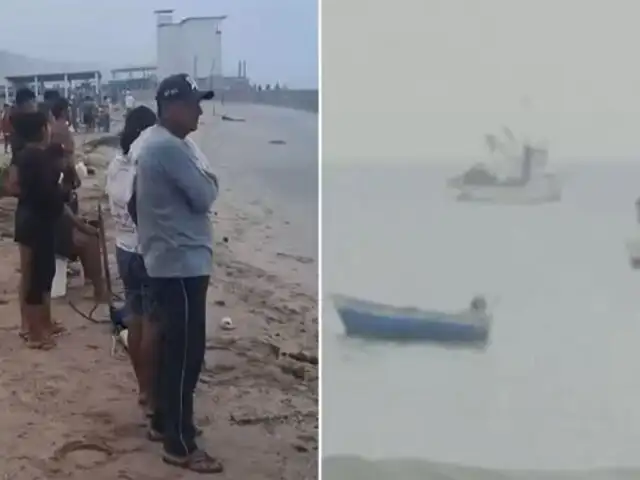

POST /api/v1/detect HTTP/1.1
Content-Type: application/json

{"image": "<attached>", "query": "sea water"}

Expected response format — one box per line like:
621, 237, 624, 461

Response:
322, 160, 640, 470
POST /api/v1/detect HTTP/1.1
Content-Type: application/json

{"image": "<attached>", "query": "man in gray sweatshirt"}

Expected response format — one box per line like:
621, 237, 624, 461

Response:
134, 74, 222, 473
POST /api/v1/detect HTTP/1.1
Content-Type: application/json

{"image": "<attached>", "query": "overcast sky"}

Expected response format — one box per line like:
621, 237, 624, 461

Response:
323, 0, 640, 162
0, 0, 317, 88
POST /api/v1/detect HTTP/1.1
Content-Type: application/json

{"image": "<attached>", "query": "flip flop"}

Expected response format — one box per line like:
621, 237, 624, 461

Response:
162, 449, 223, 474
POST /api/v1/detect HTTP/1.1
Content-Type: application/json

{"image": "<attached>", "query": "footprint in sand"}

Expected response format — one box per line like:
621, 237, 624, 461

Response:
51, 440, 115, 470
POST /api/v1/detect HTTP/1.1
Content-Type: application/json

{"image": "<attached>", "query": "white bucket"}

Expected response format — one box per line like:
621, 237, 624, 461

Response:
51, 257, 68, 298
75, 161, 88, 179
118, 329, 129, 349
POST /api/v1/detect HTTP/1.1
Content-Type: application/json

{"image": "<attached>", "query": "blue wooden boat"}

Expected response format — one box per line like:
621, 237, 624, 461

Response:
332, 294, 491, 345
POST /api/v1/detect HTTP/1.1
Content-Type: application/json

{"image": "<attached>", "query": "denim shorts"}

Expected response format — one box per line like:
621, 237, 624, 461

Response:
115, 247, 151, 317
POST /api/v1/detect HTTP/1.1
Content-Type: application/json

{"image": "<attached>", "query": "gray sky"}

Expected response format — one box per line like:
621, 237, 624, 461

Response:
324, 0, 640, 162
0, 0, 317, 88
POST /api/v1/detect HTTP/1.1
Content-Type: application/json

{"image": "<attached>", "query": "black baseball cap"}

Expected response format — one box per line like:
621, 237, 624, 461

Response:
156, 73, 214, 103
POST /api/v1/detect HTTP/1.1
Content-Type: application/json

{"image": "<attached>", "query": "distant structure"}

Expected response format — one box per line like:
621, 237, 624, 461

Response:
155, 9, 226, 89
4, 70, 101, 101
109, 65, 157, 91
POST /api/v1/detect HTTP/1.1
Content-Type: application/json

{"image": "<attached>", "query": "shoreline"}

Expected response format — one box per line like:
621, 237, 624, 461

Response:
322, 455, 640, 480
0, 107, 318, 478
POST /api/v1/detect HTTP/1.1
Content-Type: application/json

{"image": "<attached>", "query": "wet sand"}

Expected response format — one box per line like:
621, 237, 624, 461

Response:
0, 105, 318, 479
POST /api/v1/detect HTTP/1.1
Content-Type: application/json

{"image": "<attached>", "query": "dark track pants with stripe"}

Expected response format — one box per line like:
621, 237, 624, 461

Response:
150, 275, 210, 457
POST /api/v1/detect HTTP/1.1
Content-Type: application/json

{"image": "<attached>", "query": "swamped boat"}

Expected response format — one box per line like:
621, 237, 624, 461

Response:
448, 129, 562, 204
332, 294, 492, 345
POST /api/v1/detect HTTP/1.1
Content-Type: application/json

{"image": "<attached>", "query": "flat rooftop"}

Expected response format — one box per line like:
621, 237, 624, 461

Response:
6, 70, 102, 83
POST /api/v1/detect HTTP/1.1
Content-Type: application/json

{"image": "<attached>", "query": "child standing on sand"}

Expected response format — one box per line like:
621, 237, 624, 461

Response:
12, 111, 98, 349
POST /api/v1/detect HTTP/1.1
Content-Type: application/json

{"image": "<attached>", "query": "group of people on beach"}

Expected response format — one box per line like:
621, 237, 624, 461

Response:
5, 88, 106, 347
5, 73, 222, 473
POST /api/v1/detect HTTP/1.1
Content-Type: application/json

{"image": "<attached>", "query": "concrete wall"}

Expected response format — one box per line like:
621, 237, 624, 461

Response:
123, 88, 318, 114
222, 89, 318, 113
157, 15, 224, 82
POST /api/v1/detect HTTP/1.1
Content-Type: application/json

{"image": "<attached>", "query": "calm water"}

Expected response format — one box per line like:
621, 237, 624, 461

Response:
322, 161, 640, 470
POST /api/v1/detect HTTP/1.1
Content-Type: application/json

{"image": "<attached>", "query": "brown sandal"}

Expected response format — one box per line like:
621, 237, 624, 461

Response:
162, 449, 223, 474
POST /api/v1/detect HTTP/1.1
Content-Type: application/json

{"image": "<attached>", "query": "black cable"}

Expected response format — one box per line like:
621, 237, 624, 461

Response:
67, 291, 124, 324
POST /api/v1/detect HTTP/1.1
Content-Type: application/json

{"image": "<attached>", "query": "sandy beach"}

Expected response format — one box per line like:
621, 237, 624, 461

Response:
0, 103, 318, 479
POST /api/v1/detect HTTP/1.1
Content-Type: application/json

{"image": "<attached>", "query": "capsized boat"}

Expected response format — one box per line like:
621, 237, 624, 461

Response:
332, 294, 491, 345
448, 130, 562, 204
456, 173, 562, 204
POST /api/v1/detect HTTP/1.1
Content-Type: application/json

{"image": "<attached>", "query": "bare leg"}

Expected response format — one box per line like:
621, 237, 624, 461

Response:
19, 246, 55, 349
18, 246, 30, 339
44, 294, 65, 335
74, 231, 107, 302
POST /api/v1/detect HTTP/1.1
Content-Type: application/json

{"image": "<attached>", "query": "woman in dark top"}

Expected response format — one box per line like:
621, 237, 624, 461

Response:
12, 111, 97, 349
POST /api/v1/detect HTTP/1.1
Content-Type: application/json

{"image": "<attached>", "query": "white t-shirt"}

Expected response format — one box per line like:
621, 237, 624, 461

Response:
106, 152, 138, 252
125, 94, 135, 109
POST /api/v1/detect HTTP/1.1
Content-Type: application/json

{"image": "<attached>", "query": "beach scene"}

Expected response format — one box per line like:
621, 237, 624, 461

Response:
0, 1, 318, 478
321, 0, 640, 478
0, 103, 318, 479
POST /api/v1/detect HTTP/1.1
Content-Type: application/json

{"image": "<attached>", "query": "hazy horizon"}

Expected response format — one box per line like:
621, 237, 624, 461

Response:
0, 0, 317, 88
323, 0, 640, 163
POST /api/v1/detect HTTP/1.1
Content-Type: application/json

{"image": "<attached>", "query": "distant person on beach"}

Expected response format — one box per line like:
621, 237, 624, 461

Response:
2, 104, 12, 154
106, 105, 158, 417
50, 97, 107, 304
69, 95, 79, 132
99, 96, 111, 132
82, 96, 96, 133
133, 73, 221, 473
50, 98, 81, 198
11, 111, 97, 349
124, 90, 135, 114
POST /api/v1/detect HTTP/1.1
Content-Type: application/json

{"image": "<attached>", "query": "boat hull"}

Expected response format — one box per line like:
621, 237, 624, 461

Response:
333, 295, 490, 345
452, 175, 562, 205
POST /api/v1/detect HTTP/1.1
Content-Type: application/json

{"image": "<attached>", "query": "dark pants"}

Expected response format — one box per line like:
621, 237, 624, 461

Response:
150, 276, 210, 457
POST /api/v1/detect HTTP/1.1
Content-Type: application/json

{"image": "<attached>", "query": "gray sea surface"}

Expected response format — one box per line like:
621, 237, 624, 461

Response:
322, 160, 640, 475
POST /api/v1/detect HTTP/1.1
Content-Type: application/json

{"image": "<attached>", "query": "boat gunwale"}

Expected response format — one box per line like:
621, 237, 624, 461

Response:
331, 294, 491, 326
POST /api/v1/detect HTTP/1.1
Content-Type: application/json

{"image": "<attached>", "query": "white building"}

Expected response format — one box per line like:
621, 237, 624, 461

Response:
155, 9, 226, 85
